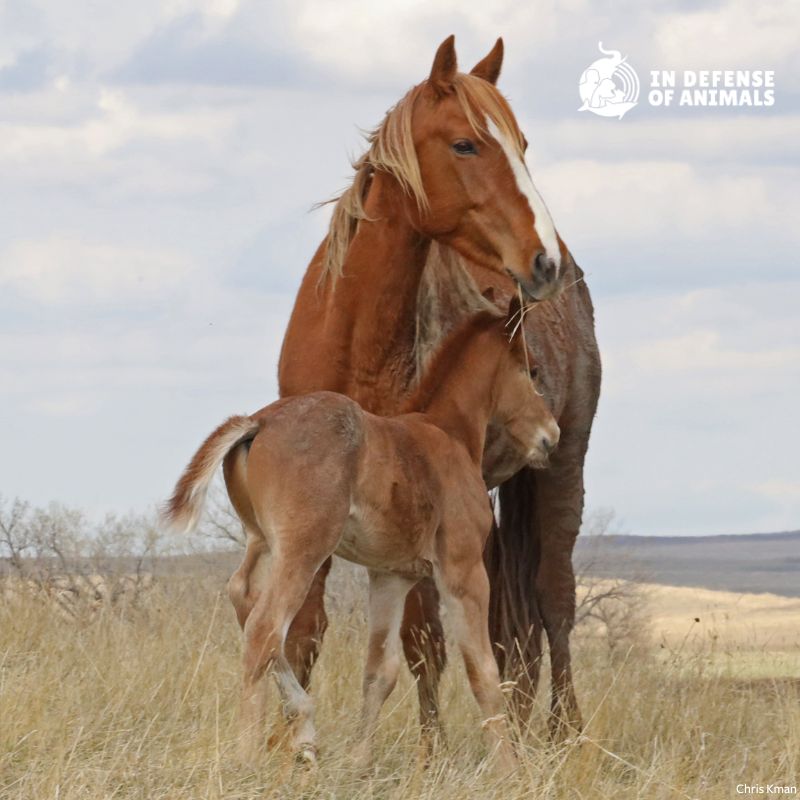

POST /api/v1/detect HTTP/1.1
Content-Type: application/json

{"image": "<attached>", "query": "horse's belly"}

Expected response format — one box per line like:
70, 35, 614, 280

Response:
335, 503, 434, 577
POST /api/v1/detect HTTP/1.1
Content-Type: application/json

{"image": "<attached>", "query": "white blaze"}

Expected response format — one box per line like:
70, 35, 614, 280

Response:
487, 119, 561, 272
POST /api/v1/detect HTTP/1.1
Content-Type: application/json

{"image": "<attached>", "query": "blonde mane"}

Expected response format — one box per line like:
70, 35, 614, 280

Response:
320, 73, 526, 283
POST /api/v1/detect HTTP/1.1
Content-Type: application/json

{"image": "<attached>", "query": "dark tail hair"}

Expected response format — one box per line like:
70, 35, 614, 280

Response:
484, 467, 543, 716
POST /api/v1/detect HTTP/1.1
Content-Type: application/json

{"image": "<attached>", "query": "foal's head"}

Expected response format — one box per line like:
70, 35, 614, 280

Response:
490, 296, 560, 468
325, 36, 564, 301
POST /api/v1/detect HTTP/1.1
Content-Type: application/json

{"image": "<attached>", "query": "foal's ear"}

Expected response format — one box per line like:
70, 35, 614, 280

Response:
470, 38, 504, 85
429, 35, 458, 95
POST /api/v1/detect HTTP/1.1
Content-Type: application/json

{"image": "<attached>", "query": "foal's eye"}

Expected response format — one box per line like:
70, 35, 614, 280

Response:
529, 366, 539, 380
452, 139, 477, 156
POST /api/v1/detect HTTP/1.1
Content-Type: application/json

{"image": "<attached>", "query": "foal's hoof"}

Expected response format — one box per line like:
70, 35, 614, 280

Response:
294, 743, 318, 768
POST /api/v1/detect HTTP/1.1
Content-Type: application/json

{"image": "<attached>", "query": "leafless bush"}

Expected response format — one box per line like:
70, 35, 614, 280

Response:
0, 494, 168, 618
193, 477, 245, 549
574, 509, 650, 658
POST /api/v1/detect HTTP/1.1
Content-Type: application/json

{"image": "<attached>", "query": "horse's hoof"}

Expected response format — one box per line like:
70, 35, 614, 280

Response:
294, 743, 318, 768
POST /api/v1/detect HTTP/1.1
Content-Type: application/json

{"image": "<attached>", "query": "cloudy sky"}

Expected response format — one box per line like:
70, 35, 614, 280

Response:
1, 0, 798, 536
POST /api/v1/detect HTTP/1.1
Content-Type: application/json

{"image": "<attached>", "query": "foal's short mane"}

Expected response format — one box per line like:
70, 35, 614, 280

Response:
401, 308, 505, 413
321, 73, 526, 283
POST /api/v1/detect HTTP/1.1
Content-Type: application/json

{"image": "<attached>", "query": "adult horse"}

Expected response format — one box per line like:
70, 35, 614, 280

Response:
414, 242, 600, 736
254, 36, 598, 741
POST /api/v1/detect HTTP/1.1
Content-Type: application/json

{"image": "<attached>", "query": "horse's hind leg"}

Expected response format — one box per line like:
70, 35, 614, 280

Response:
400, 577, 447, 755
353, 570, 415, 770
534, 432, 589, 740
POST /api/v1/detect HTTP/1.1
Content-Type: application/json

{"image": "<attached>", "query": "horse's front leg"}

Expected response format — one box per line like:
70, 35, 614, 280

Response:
400, 577, 447, 758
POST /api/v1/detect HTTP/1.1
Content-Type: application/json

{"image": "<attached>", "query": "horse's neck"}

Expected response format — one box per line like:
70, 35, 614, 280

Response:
284, 177, 430, 414
415, 345, 496, 464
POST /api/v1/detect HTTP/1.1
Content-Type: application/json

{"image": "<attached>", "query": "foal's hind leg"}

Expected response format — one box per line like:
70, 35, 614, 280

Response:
353, 570, 415, 770
283, 557, 333, 690
224, 443, 270, 629
238, 550, 323, 767
228, 529, 268, 629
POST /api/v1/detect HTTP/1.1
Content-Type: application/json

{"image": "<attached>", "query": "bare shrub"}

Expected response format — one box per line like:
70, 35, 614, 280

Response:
574, 509, 650, 658
193, 476, 245, 549
0, 495, 166, 618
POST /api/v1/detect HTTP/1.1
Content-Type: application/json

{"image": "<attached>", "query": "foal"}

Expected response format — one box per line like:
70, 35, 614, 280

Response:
164, 299, 559, 771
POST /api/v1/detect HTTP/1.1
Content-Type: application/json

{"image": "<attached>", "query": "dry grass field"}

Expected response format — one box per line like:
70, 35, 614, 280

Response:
1, 563, 798, 799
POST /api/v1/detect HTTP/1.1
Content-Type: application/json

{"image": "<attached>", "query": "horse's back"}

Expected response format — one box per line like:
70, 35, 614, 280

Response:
242, 392, 365, 533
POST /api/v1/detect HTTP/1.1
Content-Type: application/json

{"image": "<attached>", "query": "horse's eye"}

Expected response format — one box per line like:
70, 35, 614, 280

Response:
452, 139, 477, 155
530, 366, 539, 380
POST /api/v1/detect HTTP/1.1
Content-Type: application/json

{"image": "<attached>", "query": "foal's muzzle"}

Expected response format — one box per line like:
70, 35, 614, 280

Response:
528, 421, 561, 468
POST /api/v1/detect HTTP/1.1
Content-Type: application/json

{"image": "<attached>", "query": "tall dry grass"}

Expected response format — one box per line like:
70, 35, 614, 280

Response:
1, 564, 798, 800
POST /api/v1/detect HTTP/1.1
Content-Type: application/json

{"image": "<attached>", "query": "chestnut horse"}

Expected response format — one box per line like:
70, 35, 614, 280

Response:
231, 36, 596, 740
165, 300, 559, 771
275, 36, 581, 744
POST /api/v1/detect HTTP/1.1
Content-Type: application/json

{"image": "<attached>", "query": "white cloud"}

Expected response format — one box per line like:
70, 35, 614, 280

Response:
0, 88, 233, 161
538, 116, 800, 166
536, 158, 794, 256
655, 0, 800, 78
0, 237, 196, 305
291, 0, 562, 85
754, 481, 800, 501
0, 0, 798, 536
631, 330, 800, 373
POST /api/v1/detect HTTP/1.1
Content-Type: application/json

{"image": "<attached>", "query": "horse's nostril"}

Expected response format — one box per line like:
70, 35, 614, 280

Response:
534, 251, 557, 283
541, 436, 553, 453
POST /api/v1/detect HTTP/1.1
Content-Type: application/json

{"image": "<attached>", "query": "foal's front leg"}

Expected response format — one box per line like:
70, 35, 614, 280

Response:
354, 570, 415, 771
437, 553, 517, 774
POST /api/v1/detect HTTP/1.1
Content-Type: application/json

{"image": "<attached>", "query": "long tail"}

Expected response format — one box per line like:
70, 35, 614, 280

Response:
162, 415, 261, 534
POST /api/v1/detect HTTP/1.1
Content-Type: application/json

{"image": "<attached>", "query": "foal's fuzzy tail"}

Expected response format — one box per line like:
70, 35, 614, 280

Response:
162, 415, 260, 535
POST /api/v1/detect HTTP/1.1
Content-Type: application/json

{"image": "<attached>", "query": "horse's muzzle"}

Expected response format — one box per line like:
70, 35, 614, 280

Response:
510, 251, 562, 301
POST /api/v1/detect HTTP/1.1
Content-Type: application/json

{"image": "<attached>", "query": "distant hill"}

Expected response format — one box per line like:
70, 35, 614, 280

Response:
575, 530, 800, 597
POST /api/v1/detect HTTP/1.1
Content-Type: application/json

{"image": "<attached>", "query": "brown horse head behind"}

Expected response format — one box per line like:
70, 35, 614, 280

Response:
324, 35, 565, 301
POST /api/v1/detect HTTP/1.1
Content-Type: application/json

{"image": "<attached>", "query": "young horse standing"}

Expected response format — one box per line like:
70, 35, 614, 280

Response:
164, 300, 559, 770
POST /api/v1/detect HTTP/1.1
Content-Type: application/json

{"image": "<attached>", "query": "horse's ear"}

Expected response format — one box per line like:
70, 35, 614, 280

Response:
470, 38, 504, 85
481, 287, 497, 305
429, 35, 458, 95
